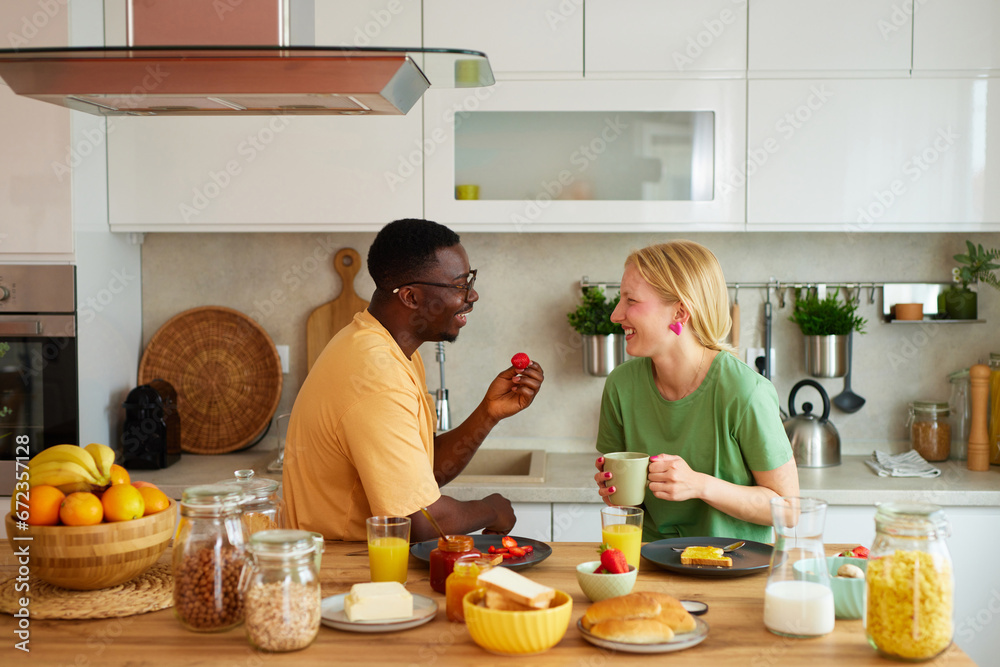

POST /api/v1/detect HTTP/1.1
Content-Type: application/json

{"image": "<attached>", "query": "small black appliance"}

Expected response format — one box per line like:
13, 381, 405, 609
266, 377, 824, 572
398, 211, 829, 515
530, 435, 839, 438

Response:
121, 378, 181, 469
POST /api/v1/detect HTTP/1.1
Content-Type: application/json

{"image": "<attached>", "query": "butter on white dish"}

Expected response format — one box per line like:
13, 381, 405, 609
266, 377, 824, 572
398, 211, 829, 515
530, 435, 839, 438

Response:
477, 566, 555, 610
343, 581, 413, 622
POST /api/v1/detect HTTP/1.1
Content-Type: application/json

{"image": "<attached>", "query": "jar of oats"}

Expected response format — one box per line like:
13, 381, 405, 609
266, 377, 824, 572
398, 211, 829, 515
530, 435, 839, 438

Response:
906, 401, 951, 461
216, 469, 283, 535
866, 503, 953, 661
243, 530, 321, 652
173, 485, 248, 632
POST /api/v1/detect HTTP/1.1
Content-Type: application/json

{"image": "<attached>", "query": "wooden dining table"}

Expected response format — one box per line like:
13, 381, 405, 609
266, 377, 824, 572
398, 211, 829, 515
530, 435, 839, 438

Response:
0, 541, 974, 666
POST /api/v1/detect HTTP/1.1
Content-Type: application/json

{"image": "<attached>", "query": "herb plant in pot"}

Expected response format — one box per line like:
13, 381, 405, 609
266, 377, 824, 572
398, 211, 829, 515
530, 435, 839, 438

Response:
789, 289, 867, 378
567, 287, 625, 376
939, 241, 1000, 320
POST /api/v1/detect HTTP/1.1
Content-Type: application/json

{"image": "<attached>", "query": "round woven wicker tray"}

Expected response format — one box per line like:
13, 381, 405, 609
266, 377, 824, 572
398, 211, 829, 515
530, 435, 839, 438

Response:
139, 306, 282, 454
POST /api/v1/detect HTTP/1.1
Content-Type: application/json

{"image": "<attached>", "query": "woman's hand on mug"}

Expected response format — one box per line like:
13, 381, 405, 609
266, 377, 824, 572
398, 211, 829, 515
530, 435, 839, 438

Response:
593, 456, 616, 506
647, 454, 704, 502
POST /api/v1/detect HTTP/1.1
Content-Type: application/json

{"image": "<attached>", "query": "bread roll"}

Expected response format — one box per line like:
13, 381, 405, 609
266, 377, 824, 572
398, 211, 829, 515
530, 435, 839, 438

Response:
642, 592, 697, 633
581, 593, 661, 630
589, 618, 675, 644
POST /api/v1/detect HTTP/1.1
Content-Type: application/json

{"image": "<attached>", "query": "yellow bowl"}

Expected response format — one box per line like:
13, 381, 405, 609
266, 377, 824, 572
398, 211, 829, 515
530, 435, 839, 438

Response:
463, 589, 572, 655
4, 500, 176, 590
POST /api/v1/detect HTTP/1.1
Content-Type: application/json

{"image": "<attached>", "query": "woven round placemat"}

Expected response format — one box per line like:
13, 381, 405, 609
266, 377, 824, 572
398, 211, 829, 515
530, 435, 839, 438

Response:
139, 306, 282, 454
0, 563, 173, 619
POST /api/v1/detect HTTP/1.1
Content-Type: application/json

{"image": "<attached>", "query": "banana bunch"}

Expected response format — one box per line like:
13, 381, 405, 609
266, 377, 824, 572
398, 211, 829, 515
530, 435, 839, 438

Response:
28, 443, 116, 494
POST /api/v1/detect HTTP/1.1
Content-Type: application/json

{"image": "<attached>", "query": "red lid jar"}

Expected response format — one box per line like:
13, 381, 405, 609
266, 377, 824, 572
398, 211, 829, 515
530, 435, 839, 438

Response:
429, 536, 480, 594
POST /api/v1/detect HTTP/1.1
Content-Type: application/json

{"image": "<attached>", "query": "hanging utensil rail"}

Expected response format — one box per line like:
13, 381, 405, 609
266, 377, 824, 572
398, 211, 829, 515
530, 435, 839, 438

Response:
581, 278, 884, 305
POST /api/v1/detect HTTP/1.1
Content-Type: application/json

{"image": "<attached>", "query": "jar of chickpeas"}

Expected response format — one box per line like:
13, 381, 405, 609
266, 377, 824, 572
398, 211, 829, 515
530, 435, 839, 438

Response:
906, 401, 951, 462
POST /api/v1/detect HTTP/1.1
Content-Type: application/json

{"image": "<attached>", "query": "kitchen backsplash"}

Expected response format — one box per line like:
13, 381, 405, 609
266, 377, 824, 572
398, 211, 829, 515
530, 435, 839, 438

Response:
140, 231, 998, 456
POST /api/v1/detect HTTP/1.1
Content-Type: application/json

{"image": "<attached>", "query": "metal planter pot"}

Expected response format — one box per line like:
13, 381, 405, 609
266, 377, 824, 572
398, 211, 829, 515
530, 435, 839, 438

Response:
804, 335, 848, 378
583, 334, 627, 377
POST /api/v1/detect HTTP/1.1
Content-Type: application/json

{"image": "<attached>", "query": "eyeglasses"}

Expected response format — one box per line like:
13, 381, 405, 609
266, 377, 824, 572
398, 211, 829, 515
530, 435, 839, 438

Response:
392, 269, 477, 296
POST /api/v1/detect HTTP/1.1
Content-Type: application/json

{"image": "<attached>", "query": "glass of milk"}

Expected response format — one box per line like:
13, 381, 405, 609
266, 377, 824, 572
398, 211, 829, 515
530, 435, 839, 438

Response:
763, 497, 835, 638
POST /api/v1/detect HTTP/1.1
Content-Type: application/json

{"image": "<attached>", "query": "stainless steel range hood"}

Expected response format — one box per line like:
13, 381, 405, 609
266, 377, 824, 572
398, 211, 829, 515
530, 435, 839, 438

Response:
0, 0, 493, 116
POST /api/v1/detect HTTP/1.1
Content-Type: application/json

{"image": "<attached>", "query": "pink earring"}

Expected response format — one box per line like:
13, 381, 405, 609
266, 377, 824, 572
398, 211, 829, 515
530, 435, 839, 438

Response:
669, 321, 683, 336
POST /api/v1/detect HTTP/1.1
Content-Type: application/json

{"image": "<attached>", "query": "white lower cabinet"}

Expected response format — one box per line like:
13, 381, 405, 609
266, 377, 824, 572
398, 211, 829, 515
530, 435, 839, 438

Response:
510, 502, 552, 542
552, 502, 603, 542
747, 78, 1000, 230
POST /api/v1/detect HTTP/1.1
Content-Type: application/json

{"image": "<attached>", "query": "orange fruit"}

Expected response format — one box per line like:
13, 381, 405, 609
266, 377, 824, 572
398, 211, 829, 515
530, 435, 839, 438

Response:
138, 486, 170, 516
12, 485, 66, 525
102, 484, 145, 522
60, 492, 104, 526
131, 480, 159, 491
109, 464, 130, 485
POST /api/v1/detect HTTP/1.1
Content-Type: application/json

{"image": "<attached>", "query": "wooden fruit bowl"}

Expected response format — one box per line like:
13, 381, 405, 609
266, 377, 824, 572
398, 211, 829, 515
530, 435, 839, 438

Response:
4, 499, 176, 591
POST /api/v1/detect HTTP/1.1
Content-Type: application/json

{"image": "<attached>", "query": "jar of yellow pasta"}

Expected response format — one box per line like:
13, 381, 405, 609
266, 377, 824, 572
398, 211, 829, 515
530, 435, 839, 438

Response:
866, 503, 953, 661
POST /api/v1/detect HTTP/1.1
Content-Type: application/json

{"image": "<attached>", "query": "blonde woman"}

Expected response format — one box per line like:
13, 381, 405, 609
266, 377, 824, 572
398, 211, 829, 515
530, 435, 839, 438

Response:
593, 241, 798, 542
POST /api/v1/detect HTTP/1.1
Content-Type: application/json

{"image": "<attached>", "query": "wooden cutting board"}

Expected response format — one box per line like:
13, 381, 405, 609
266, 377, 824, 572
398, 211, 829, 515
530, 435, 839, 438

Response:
306, 248, 369, 371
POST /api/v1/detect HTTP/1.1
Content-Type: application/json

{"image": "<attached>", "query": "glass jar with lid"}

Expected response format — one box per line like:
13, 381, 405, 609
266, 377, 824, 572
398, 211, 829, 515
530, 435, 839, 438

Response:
906, 401, 951, 461
948, 370, 970, 461
989, 353, 1000, 464
242, 529, 322, 652
429, 535, 481, 594
445, 556, 494, 623
866, 503, 953, 661
216, 469, 283, 535
173, 484, 247, 632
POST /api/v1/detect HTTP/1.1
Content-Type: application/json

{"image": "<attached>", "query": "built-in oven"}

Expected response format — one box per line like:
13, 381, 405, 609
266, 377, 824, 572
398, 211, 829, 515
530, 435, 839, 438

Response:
0, 265, 78, 496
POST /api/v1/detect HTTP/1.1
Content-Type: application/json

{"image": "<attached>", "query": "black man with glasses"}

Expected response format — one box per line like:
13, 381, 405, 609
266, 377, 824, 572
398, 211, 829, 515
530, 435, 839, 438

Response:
283, 218, 545, 542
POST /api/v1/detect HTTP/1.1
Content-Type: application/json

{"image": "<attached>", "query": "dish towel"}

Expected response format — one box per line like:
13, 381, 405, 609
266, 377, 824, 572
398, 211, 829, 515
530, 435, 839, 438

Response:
865, 450, 941, 478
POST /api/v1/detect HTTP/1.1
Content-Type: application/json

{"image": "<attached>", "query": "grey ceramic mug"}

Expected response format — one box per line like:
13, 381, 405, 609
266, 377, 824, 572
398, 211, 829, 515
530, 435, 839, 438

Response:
604, 452, 650, 506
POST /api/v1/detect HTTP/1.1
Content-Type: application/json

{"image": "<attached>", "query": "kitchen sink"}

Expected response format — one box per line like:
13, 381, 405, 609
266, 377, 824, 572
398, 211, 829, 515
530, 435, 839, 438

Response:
453, 449, 546, 484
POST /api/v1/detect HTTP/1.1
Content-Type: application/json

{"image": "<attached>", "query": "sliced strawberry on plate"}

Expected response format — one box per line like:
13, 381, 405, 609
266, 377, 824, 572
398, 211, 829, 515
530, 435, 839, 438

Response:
501, 535, 518, 549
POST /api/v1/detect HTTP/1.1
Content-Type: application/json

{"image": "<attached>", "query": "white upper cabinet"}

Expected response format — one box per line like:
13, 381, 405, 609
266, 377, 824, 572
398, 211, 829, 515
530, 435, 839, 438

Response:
0, 1, 73, 258
423, 0, 583, 79
586, 0, 747, 76
747, 78, 1000, 229
108, 1, 424, 231
748, 0, 912, 74
913, 0, 1000, 72
423, 79, 746, 231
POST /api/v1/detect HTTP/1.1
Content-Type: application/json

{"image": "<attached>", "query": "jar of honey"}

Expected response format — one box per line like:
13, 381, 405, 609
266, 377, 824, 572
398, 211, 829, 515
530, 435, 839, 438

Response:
429, 536, 480, 594
445, 556, 494, 622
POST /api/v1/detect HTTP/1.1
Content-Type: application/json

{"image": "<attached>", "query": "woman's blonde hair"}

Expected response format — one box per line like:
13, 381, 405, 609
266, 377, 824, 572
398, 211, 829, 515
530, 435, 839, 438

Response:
626, 240, 735, 354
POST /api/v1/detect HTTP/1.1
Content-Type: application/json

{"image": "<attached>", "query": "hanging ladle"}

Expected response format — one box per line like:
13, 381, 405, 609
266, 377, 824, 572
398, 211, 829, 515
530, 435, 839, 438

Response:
832, 331, 866, 413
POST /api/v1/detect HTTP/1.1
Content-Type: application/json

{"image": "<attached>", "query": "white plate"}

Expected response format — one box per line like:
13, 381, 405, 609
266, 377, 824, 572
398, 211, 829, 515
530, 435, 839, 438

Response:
320, 593, 438, 633
577, 615, 709, 654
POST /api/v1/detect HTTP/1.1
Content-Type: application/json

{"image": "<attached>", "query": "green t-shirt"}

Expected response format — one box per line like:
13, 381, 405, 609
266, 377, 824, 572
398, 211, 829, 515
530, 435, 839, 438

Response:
596, 351, 792, 543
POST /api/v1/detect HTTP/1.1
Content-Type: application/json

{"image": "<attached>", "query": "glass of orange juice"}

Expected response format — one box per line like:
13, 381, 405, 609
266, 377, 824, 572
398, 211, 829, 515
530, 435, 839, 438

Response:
601, 506, 643, 570
366, 516, 411, 583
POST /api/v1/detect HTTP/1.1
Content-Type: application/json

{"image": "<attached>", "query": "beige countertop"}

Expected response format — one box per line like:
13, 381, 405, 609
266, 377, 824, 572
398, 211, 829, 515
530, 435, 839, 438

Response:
136, 437, 1000, 508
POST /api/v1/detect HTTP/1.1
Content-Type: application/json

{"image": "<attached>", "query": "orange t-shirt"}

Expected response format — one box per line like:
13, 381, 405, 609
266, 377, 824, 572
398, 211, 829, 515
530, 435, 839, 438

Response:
282, 310, 440, 540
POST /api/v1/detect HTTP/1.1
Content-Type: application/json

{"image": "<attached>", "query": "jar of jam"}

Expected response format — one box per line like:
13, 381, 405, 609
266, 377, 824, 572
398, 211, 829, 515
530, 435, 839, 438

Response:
445, 556, 494, 623
429, 536, 480, 594
906, 401, 951, 461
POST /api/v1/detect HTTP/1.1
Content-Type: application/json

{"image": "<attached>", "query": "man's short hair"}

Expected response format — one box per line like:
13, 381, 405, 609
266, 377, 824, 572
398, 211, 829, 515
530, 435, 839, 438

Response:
367, 218, 461, 291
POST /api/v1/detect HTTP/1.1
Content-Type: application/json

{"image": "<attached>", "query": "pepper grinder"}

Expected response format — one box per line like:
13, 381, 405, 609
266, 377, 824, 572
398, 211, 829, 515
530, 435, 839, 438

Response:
967, 364, 991, 471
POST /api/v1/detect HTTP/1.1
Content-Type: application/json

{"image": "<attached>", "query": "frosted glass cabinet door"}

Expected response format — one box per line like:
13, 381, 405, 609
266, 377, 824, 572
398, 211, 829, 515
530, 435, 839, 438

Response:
586, 0, 747, 75
913, 0, 1000, 71
747, 78, 1000, 230
423, 79, 746, 231
748, 0, 911, 73
423, 0, 583, 79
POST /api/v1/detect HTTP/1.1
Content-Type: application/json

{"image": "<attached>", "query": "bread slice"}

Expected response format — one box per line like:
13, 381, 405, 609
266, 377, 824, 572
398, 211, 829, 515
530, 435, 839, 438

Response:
680, 546, 732, 567
477, 567, 555, 609
588, 618, 675, 644
642, 592, 697, 633
581, 593, 661, 630
484, 589, 538, 611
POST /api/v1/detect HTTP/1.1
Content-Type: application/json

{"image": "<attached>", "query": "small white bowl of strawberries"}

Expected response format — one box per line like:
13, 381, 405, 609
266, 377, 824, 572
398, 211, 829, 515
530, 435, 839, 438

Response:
576, 546, 637, 602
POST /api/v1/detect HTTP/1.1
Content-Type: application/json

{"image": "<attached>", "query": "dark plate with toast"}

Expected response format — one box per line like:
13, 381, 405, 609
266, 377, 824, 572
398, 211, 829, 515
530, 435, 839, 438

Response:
410, 535, 552, 571
641, 537, 772, 577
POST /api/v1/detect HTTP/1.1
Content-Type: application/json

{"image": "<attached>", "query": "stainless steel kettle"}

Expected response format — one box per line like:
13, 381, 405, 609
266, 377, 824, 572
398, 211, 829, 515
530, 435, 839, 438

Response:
783, 379, 841, 468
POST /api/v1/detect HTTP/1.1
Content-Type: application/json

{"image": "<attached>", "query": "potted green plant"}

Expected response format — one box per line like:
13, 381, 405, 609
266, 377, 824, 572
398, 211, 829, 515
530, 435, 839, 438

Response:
567, 287, 625, 376
939, 241, 1000, 320
789, 289, 867, 378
